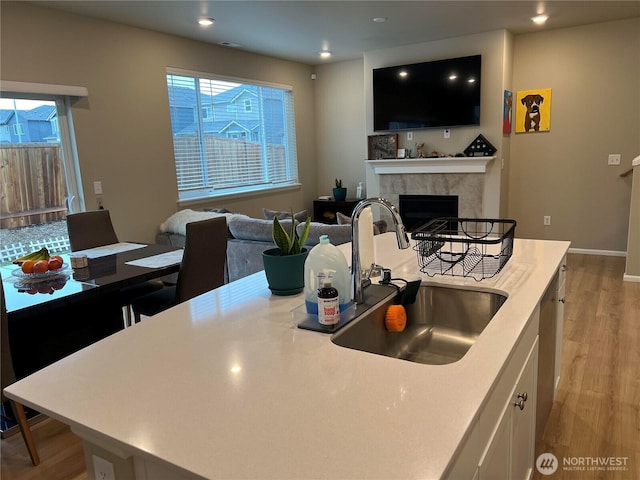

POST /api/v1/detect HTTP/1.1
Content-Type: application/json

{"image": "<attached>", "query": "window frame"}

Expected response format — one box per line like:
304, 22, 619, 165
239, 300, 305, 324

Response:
0, 87, 86, 214
166, 67, 301, 205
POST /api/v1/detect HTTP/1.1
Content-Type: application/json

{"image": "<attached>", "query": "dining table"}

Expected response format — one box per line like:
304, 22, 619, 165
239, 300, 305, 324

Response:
1, 242, 183, 381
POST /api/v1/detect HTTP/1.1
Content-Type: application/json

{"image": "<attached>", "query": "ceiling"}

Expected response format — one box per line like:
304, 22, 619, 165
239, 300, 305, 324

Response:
32, 1, 640, 65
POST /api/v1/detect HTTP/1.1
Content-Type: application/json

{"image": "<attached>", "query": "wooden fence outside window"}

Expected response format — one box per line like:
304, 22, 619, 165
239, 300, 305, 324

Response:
0, 144, 68, 229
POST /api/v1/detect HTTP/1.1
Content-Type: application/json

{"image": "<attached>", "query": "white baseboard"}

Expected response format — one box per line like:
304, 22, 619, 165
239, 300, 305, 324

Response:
568, 248, 627, 257
567, 249, 640, 282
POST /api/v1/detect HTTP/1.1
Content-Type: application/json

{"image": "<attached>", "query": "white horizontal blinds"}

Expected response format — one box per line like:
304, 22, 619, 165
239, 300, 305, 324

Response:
166, 71, 298, 199
167, 75, 205, 191
265, 86, 298, 184
203, 78, 264, 189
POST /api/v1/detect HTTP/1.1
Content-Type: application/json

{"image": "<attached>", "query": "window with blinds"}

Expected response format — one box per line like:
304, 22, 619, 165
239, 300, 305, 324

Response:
166, 70, 299, 201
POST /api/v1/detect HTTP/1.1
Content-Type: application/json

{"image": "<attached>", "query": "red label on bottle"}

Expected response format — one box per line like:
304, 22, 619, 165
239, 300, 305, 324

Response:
318, 297, 339, 325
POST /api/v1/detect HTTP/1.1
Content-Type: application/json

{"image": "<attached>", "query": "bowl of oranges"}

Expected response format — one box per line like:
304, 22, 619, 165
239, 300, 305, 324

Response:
12, 247, 69, 285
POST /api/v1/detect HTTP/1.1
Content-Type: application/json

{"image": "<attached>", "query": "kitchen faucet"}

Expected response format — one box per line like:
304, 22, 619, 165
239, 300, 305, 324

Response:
350, 198, 410, 304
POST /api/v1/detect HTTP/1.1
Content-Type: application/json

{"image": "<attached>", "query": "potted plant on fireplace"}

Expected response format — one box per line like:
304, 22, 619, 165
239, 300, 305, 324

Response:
262, 212, 311, 295
332, 178, 347, 202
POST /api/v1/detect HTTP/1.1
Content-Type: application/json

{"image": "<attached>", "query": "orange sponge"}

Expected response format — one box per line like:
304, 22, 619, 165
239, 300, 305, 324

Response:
385, 304, 407, 332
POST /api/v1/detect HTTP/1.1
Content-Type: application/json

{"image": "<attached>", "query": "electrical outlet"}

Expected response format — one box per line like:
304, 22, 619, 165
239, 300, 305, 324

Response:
608, 154, 621, 165
93, 455, 115, 480
407, 131, 413, 141
544, 216, 551, 226
444, 129, 450, 139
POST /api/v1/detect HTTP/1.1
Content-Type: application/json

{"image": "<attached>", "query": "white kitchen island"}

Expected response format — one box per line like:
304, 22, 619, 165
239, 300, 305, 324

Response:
4, 233, 569, 480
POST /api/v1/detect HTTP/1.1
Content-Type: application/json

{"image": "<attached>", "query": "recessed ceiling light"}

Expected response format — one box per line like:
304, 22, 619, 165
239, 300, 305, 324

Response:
319, 51, 332, 58
373, 17, 387, 23
532, 14, 548, 25
198, 17, 215, 26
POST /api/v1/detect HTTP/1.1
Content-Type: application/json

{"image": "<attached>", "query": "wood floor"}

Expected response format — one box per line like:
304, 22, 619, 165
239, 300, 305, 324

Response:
1, 254, 638, 480
1, 416, 86, 479
534, 254, 640, 480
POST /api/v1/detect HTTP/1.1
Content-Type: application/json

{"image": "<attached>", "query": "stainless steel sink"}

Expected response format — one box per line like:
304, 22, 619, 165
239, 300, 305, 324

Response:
331, 285, 507, 365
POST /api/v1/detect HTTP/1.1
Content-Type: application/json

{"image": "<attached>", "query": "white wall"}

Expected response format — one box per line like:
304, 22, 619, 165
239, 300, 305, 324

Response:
314, 58, 367, 197
509, 18, 639, 252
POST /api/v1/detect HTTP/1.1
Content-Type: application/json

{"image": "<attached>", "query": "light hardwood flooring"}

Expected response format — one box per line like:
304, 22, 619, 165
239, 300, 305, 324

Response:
534, 254, 640, 480
1, 253, 638, 480
1, 416, 86, 479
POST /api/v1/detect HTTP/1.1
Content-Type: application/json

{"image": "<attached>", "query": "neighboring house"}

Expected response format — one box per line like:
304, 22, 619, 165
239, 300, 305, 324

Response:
0, 105, 58, 143
167, 84, 285, 144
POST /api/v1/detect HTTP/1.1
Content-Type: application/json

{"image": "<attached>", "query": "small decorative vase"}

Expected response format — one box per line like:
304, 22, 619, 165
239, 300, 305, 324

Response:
262, 248, 309, 295
332, 187, 347, 202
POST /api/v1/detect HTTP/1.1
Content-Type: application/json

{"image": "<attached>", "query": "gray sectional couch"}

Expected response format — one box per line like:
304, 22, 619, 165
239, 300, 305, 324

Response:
156, 209, 386, 282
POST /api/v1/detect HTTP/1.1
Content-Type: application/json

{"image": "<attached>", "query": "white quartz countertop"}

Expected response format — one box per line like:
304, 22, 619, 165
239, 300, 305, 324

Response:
5, 234, 570, 479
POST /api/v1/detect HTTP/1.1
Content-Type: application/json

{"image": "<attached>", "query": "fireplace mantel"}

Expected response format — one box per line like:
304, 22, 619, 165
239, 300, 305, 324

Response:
365, 156, 495, 174
365, 155, 498, 218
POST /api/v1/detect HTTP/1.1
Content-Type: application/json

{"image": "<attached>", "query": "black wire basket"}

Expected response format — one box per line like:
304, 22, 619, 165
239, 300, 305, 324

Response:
411, 218, 516, 281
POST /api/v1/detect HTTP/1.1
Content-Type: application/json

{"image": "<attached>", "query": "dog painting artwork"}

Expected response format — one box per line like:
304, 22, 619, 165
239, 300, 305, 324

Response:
515, 88, 552, 133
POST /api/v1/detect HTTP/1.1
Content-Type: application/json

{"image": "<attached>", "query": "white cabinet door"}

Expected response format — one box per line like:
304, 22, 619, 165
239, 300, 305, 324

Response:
554, 278, 566, 396
510, 340, 539, 480
478, 399, 511, 480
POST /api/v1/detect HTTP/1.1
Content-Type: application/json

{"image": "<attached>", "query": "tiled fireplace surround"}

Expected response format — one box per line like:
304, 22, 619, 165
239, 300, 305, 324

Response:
364, 157, 495, 222
380, 173, 483, 219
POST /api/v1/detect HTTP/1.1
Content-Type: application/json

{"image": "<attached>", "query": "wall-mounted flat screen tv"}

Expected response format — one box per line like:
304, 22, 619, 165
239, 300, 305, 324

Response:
373, 54, 481, 131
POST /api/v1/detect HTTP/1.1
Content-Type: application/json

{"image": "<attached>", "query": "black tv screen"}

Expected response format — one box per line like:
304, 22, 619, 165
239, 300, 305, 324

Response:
373, 55, 481, 131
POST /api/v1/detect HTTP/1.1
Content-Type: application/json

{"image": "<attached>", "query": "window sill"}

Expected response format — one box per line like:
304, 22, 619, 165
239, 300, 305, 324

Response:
178, 183, 302, 209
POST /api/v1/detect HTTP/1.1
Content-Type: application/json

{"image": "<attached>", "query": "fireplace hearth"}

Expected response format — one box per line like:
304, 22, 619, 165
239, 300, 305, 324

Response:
399, 194, 459, 231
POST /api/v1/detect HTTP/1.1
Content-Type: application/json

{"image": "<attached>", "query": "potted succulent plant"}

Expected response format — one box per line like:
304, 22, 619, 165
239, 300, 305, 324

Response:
332, 178, 347, 202
262, 212, 312, 295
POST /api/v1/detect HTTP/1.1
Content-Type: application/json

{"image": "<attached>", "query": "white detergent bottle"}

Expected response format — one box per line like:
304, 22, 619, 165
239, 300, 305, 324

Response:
304, 235, 351, 315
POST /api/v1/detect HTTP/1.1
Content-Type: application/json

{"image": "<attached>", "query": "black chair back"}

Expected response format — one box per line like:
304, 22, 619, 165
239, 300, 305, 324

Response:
66, 210, 119, 251
176, 217, 228, 302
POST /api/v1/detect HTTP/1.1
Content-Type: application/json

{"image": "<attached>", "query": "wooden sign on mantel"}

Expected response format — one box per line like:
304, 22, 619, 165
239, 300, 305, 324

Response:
368, 134, 398, 159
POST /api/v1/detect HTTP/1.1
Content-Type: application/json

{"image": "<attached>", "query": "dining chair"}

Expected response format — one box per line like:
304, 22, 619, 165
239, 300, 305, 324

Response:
131, 216, 228, 323
1, 282, 40, 466
66, 209, 164, 325
66, 209, 119, 251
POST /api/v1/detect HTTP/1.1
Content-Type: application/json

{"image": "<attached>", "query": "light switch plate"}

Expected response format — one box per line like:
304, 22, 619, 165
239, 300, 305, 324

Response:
608, 154, 621, 165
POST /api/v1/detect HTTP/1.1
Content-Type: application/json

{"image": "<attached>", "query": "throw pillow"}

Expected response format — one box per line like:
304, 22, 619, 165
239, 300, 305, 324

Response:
335, 212, 352, 225
263, 208, 308, 223
336, 211, 383, 235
